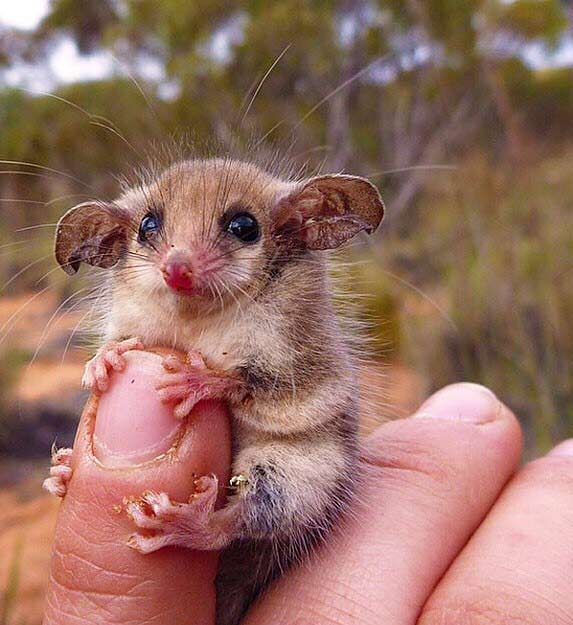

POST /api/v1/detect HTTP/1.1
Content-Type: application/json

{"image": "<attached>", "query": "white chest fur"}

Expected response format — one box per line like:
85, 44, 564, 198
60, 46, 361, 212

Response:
106, 292, 275, 371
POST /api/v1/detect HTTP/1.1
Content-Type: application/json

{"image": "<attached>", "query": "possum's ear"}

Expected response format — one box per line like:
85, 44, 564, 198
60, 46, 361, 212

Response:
272, 175, 384, 250
55, 202, 129, 275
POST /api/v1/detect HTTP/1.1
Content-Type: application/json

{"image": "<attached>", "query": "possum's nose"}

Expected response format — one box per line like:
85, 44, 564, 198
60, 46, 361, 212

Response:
161, 255, 194, 293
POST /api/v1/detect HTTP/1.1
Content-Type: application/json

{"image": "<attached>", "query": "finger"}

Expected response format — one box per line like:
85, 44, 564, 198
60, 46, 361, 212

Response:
245, 383, 522, 625
94, 357, 109, 391
419, 439, 573, 625
174, 395, 198, 420
157, 384, 189, 399
163, 354, 185, 372
104, 352, 124, 371
116, 337, 144, 353
43, 350, 232, 625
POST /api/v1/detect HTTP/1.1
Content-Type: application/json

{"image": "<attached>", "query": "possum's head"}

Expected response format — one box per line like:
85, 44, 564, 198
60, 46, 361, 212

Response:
54, 159, 384, 309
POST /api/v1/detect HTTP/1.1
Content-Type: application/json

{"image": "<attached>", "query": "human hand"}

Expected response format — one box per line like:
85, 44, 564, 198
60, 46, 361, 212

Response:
43, 353, 573, 624
43, 349, 232, 624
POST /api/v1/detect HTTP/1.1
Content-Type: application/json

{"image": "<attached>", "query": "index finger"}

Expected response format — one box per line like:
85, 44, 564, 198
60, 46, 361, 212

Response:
419, 440, 573, 625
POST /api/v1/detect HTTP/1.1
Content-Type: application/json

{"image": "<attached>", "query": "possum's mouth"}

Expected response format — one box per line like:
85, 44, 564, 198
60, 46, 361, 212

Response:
167, 283, 197, 296
163, 280, 215, 302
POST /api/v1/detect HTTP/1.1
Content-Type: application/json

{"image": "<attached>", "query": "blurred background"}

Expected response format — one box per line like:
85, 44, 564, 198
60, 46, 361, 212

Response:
1, 0, 573, 621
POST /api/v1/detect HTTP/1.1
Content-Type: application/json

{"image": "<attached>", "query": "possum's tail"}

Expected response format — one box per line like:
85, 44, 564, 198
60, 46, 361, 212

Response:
215, 538, 280, 625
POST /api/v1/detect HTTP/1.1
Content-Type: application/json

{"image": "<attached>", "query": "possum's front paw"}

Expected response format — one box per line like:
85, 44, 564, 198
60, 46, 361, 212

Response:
125, 475, 234, 553
155, 350, 231, 419
42, 446, 73, 498
82, 337, 143, 394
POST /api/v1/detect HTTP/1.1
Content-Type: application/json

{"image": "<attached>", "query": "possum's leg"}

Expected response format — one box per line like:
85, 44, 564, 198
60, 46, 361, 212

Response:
125, 436, 351, 552
125, 474, 240, 553
42, 446, 73, 498
125, 434, 351, 555
126, 432, 355, 624
214, 434, 356, 625
155, 351, 243, 420
82, 337, 143, 394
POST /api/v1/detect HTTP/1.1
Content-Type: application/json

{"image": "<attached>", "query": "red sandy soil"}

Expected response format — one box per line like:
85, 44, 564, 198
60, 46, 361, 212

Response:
15, 358, 84, 403
0, 291, 83, 353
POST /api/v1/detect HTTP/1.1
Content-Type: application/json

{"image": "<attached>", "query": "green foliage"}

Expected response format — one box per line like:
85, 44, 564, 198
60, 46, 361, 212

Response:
39, 0, 119, 53
493, 0, 566, 44
389, 152, 573, 451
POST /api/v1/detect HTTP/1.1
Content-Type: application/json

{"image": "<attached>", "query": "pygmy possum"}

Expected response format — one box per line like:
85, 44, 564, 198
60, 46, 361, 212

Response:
43, 156, 385, 625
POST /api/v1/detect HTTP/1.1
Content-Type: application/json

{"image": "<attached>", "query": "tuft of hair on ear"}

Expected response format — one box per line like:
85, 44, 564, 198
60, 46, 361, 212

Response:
55, 201, 130, 275
272, 174, 384, 251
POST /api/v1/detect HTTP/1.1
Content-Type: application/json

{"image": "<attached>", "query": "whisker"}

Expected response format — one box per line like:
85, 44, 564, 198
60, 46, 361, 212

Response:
46, 193, 92, 206
1, 253, 54, 293
239, 44, 292, 125
27, 285, 92, 369
0, 240, 41, 251
0, 160, 95, 191
89, 121, 139, 155
16, 223, 58, 232
110, 54, 160, 121
16, 87, 95, 118
0, 283, 57, 347
17, 86, 138, 157
217, 277, 242, 314
0, 198, 46, 205
378, 265, 457, 332
292, 52, 394, 133
60, 287, 106, 364
0, 170, 62, 181
366, 164, 457, 178
253, 121, 285, 149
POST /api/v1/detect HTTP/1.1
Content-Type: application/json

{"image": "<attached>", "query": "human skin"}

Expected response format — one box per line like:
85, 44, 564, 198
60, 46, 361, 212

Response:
43, 351, 573, 625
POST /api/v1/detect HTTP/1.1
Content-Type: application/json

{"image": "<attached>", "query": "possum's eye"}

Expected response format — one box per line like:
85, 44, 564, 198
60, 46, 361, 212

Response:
138, 213, 160, 242
225, 212, 260, 244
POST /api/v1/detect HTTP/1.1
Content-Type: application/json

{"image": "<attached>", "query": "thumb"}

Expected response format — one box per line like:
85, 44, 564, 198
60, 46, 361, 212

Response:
43, 349, 232, 625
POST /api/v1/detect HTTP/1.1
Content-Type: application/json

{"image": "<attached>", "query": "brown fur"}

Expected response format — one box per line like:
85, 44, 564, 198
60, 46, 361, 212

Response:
54, 158, 384, 625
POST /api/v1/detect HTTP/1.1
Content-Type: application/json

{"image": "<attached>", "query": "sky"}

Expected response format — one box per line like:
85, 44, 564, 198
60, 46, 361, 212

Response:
0, 1, 49, 30
1, 0, 572, 89
0, 1, 121, 89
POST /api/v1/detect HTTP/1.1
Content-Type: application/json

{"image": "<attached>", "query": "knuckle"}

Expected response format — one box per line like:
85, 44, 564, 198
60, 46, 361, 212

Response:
361, 427, 458, 488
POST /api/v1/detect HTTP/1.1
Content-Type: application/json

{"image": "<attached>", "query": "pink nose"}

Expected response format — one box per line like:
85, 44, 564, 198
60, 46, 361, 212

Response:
161, 258, 194, 292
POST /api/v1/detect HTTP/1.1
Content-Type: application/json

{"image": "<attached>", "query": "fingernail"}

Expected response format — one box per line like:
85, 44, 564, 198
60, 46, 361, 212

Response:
93, 351, 181, 468
414, 383, 500, 424
547, 440, 573, 458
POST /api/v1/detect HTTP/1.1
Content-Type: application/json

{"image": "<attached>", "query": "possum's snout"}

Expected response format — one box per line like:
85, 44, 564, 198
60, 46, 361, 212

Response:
161, 252, 194, 293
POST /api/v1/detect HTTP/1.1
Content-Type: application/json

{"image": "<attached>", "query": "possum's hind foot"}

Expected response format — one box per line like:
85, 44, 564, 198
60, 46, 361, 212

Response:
156, 350, 236, 420
82, 337, 143, 394
125, 475, 237, 553
42, 446, 73, 498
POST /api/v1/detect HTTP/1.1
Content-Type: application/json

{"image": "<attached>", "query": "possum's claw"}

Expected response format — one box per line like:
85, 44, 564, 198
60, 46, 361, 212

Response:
125, 474, 234, 553
42, 446, 73, 498
82, 337, 143, 394
156, 350, 235, 419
